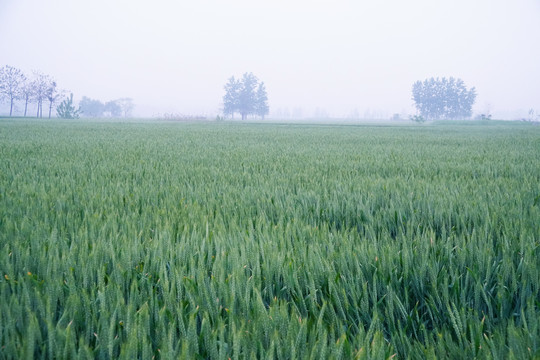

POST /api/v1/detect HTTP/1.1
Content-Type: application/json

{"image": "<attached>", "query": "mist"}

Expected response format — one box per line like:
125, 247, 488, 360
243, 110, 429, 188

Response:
1, 0, 539, 119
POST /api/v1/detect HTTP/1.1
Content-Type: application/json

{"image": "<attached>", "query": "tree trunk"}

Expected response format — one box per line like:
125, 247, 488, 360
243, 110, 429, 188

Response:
49, 100, 53, 118
10, 97, 14, 117
24, 98, 28, 117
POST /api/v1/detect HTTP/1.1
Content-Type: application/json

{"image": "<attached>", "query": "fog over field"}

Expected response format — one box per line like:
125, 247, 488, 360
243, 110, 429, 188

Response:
1, 0, 539, 119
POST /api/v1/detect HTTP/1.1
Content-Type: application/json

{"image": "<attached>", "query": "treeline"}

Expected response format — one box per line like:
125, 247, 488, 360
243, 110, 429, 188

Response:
78, 96, 134, 118
0, 65, 133, 118
0, 65, 64, 118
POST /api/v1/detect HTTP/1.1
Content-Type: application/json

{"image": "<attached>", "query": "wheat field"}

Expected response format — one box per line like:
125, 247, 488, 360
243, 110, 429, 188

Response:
0, 119, 539, 359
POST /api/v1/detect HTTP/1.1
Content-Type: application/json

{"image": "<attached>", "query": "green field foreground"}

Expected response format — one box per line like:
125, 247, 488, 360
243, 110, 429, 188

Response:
0, 119, 539, 359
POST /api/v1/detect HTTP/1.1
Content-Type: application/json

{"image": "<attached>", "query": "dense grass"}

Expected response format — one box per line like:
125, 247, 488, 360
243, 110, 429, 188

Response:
0, 119, 539, 359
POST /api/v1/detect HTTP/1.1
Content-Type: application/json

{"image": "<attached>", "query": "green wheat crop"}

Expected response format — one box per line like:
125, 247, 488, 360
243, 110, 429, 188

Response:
0, 119, 539, 359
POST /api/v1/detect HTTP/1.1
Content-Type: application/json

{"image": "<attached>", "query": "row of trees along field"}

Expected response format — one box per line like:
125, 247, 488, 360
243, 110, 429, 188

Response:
0, 65, 134, 119
0, 65, 65, 118
2, 63, 475, 121
223, 72, 269, 120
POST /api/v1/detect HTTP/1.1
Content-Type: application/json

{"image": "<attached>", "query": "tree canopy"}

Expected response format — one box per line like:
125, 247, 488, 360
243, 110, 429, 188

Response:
79, 96, 105, 117
412, 77, 476, 120
0, 65, 26, 116
78, 97, 132, 118
223, 73, 269, 120
31, 72, 51, 118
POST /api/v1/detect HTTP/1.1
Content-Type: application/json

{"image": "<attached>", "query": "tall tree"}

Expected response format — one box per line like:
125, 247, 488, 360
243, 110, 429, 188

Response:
104, 100, 122, 117
45, 80, 63, 118
223, 76, 241, 119
21, 80, 33, 117
412, 77, 476, 120
79, 96, 104, 117
0, 65, 26, 116
31, 72, 50, 118
116, 98, 134, 118
238, 72, 258, 120
255, 82, 269, 120
222, 73, 269, 120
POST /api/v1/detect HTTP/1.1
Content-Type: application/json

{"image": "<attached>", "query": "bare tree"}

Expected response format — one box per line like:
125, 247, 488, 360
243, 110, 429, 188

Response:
45, 80, 64, 118
0, 65, 26, 116
31, 72, 50, 118
21, 80, 34, 117
116, 98, 134, 117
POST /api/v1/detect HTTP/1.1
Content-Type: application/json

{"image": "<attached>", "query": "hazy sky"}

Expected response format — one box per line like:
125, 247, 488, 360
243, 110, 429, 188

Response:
1, 0, 539, 118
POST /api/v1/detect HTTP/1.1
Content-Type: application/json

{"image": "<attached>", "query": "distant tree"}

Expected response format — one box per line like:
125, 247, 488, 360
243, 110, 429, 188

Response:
104, 100, 122, 117
45, 80, 64, 118
222, 72, 269, 120
255, 82, 269, 119
115, 98, 134, 117
31, 72, 50, 118
412, 77, 476, 120
238, 72, 258, 120
56, 93, 80, 119
223, 76, 241, 119
0, 65, 26, 116
79, 96, 105, 117
527, 108, 538, 123
20, 80, 33, 117
79, 97, 132, 118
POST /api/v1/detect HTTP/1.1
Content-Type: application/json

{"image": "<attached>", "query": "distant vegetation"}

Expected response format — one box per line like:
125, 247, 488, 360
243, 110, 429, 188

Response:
56, 93, 80, 119
0, 65, 64, 118
159, 113, 211, 121
223, 72, 269, 120
78, 96, 134, 118
412, 77, 476, 120
1, 120, 538, 358
0, 64, 133, 118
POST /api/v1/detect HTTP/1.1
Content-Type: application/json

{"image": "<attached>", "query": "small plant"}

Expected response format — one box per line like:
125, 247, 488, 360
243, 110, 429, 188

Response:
474, 114, 492, 121
56, 93, 80, 119
410, 114, 425, 123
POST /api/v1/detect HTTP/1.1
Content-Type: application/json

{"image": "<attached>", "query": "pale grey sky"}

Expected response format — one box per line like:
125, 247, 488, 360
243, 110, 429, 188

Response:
1, 0, 539, 118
